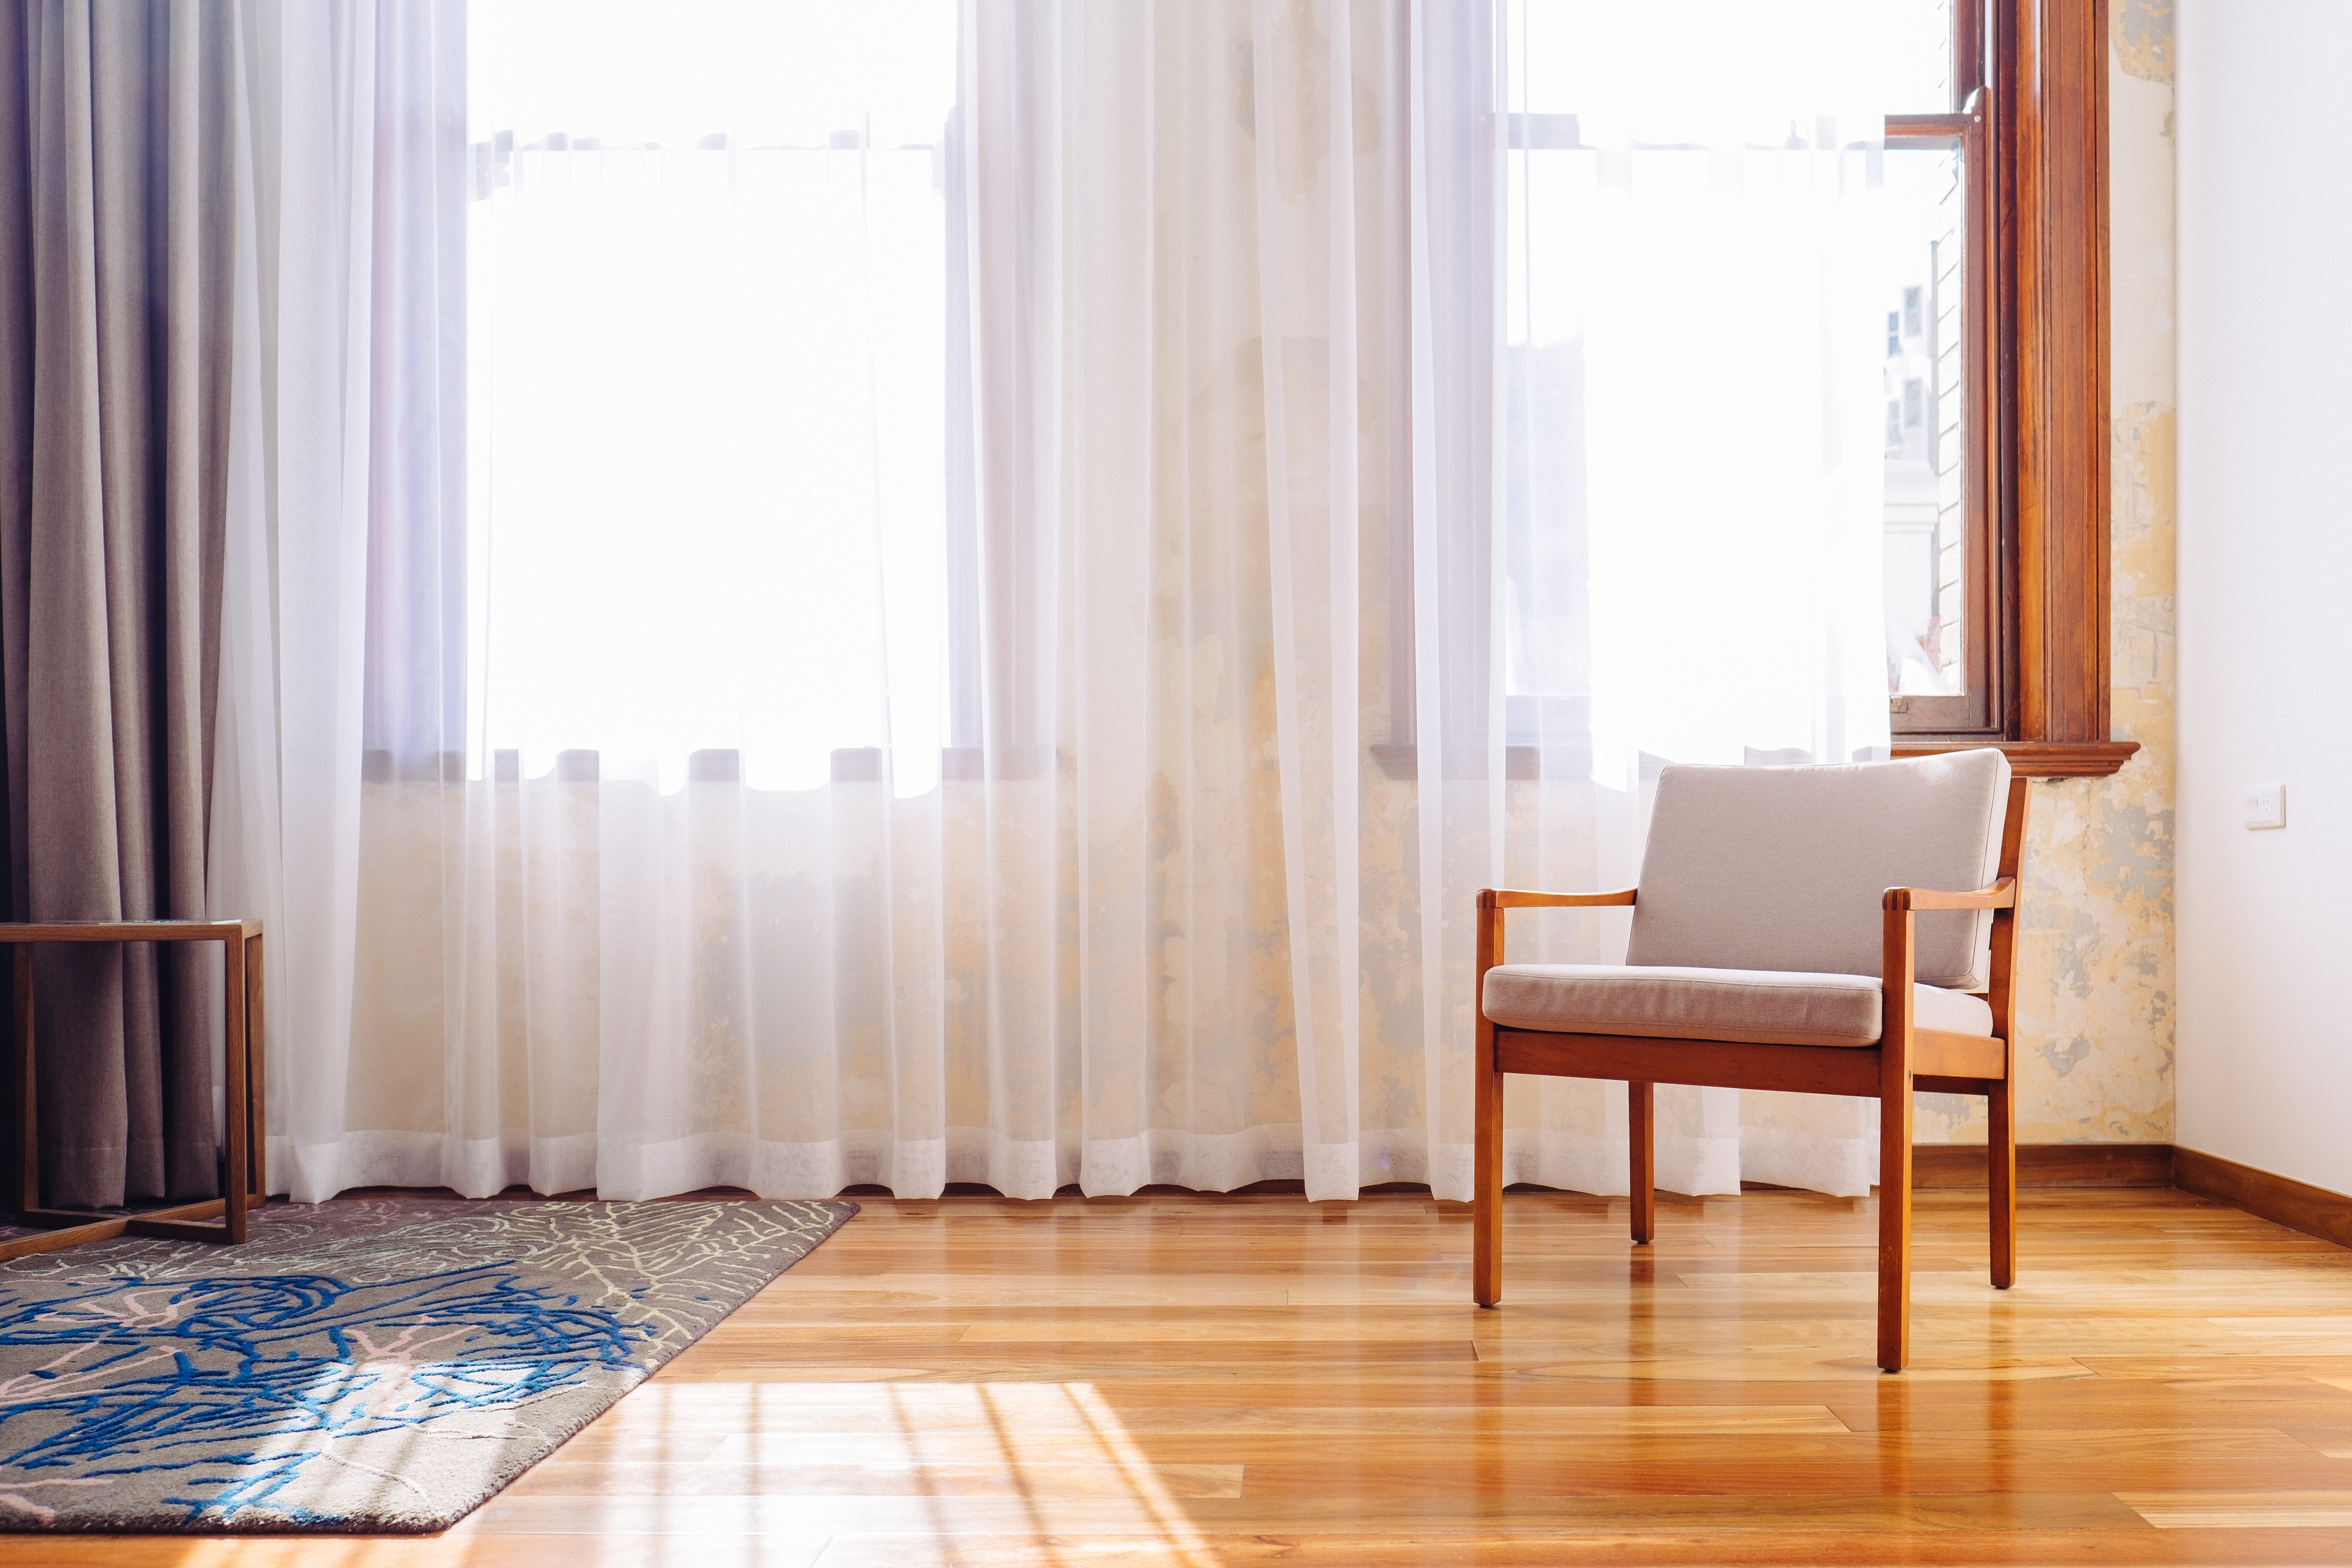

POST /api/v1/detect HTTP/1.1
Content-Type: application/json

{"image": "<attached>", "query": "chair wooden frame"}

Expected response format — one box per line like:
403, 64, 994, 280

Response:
1, 920, 267, 1262
1471, 779, 2031, 1372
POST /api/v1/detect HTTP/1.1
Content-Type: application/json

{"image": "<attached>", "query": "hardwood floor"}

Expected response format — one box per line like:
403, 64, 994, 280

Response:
9, 1184, 2352, 1565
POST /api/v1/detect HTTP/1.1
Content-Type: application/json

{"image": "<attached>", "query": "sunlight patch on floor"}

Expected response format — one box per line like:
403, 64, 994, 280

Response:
448, 1380, 1221, 1565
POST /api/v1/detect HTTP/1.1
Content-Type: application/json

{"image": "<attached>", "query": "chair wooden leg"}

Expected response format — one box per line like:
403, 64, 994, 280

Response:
1988, 1076, 2017, 1289
1473, 1018, 1504, 1307
1877, 1079, 1914, 1373
1628, 1080, 1655, 1244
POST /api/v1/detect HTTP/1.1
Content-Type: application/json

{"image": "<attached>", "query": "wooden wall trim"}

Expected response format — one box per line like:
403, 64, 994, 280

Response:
1911, 1141, 2174, 1188
2175, 1147, 2352, 1251
925, 1149, 2352, 1235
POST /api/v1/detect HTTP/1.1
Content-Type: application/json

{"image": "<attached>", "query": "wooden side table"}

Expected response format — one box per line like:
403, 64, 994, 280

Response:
1, 919, 265, 1262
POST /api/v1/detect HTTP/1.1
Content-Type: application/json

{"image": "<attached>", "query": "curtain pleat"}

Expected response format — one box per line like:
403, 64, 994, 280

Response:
0, 0, 230, 1210
206, 0, 381, 1214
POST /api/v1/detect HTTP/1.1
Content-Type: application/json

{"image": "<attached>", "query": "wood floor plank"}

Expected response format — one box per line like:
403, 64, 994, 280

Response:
4, 1184, 2352, 1565
2119, 1491, 2352, 1528
804, 1526, 2352, 1568
540, 1424, 2316, 1470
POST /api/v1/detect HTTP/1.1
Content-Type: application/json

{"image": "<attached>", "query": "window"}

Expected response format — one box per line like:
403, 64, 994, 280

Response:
1492, 0, 2131, 778
1883, 0, 2131, 772
467, 0, 960, 793
1498, 0, 1959, 775
459, 0, 2132, 797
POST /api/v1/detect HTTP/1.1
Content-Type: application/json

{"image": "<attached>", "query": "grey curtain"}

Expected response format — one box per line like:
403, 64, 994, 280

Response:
0, 0, 231, 1210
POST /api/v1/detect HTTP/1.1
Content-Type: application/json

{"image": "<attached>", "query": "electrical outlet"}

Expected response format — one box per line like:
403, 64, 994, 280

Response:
2244, 784, 2286, 830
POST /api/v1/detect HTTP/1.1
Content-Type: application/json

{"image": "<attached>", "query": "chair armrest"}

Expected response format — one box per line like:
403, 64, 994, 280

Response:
1479, 888, 1638, 909
1881, 877, 2016, 913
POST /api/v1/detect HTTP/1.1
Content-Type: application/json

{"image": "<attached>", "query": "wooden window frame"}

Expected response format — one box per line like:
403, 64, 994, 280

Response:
1888, 0, 2137, 778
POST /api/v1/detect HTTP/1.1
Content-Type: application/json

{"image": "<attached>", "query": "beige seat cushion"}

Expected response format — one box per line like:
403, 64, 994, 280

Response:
1482, 963, 1995, 1048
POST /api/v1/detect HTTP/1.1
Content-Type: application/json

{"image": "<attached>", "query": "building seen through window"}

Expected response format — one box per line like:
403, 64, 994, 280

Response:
1881, 139, 1967, 699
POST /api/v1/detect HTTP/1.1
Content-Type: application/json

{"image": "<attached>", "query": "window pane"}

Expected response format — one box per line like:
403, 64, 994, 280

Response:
1502, 0, 1961, 766
1880, 144, 1968, 700
468, 0, 957, 791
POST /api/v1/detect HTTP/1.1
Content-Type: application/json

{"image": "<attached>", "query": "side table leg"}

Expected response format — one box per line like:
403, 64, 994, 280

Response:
12, 947, 32, 1216
246, 931, 266, 1211
222, 934, 248, 1244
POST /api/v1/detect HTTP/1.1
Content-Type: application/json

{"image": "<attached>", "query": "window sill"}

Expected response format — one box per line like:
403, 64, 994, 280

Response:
1366, 738, 2141, 783
1890, 739, 2140, 779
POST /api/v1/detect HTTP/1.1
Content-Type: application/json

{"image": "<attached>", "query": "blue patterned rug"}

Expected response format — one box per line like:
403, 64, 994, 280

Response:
0, 1196, 855, 1533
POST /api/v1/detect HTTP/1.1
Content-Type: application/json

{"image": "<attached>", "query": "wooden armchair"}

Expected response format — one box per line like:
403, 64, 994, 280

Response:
1470, 748, 2029, 1372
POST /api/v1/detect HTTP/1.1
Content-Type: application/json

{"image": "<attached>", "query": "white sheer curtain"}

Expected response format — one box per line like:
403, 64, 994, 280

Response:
214, 0, 1912, 1207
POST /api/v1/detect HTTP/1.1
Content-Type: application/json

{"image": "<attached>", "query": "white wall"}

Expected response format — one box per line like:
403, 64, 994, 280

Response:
2176, 0, 2352, 1193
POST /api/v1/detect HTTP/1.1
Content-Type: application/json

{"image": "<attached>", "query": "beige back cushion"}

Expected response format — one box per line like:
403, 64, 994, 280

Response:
1625, 748, 2011, 990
